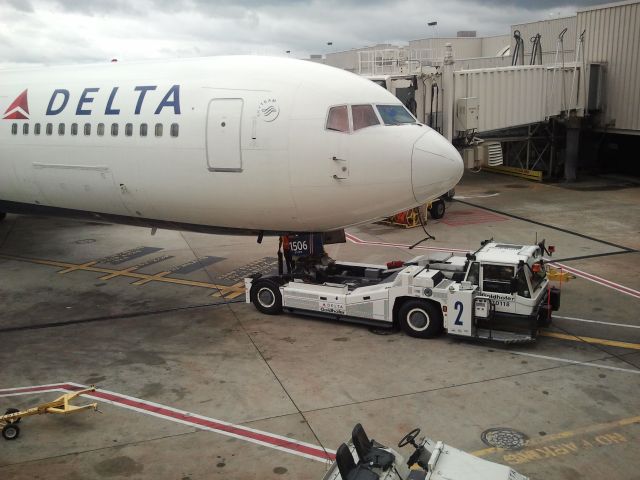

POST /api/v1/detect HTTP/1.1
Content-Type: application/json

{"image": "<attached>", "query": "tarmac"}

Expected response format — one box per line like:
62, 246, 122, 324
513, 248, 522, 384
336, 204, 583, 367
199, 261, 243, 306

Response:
1, 171, 639, 480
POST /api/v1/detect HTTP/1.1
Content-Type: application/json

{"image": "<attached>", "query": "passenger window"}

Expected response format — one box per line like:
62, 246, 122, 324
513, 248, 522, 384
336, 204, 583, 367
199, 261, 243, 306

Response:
111, 123, 118, 136
170, 123, 179, 137
465, 262, 479, 285
326, 105, 349, 133
23, 123, 29, 135
97, 123, 105, 136
46, 123, 53, 135
34, 123, 41, 135
482, 264, 515, 294
84, 123, 91, 136
125, 123, 133, 137
11, 123, 17, 135
352, 105, 380, 130
71, 123, 78, 136
58, 123, 65, 135
140, 123, 148, 137
155, 123, 163, 137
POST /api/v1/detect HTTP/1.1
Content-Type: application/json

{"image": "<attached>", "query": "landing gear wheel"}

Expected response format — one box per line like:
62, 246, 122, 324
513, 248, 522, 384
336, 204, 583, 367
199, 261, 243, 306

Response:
398, 428, 421, 448
2, 423, 20, 440
4, 408, 21, 423
0, 212, 6, 222
429, 199, 445, 219
399, 300, 443, 338
250, 279, 283, 315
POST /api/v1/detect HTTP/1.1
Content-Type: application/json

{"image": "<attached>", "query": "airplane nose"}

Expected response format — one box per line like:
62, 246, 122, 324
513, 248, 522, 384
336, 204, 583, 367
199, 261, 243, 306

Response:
411, 130, 464, 203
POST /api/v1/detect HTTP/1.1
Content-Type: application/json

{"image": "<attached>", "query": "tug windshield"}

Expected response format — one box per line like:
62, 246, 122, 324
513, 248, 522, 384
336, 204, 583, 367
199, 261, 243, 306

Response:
376, 105, 416, 125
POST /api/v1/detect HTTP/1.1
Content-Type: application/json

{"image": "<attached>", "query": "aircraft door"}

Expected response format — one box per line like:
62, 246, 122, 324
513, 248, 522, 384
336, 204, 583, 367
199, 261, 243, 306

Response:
206, 98, 243, 172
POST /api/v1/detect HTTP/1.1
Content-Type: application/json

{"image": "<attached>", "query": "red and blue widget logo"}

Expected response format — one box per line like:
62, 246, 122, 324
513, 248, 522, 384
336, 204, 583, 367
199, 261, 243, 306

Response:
3, 89, 29, 120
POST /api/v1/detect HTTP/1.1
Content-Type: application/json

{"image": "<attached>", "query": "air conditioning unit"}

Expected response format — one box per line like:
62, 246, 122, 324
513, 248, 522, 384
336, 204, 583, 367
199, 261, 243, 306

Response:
486, 142, 503, 167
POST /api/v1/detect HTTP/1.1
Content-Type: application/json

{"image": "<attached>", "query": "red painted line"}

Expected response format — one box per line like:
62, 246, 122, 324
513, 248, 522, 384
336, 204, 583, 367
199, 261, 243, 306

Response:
0, 383, 335, 463
550, 262, 640, 299
345, 233, 469, 253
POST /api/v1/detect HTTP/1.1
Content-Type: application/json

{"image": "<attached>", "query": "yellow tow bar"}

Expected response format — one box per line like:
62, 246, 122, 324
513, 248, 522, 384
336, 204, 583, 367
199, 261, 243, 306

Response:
1, 386, 98, 440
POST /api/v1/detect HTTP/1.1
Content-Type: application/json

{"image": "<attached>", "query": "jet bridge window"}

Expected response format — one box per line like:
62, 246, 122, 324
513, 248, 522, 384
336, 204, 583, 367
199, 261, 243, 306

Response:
23, 123, 29, 135
326, 105, 349, 133
482, 264, 515, 294
376, 104, 416, 125
352, 105, 380, 130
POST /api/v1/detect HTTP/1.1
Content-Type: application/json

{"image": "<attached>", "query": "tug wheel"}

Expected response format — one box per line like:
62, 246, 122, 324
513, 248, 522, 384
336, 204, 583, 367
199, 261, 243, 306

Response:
2, 423, 20, 440
250, 279, 283, 315
4, 408, 21, 423
399, 300, 443, 339
429, 200, 445, 219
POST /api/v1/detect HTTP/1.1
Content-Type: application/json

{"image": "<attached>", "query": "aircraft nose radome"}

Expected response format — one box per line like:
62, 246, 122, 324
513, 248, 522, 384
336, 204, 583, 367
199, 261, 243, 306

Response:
411, 130, 464, 203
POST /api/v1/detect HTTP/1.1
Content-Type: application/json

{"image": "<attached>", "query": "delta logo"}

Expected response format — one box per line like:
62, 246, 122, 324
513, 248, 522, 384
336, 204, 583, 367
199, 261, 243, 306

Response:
3, 89, 29, 120
3, 85, 181, 120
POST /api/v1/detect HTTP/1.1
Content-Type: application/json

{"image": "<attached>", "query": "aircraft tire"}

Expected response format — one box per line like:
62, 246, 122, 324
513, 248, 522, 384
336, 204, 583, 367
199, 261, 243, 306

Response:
429, 200, 445, 219
0, 212, 6, 222
250, 279, 283, 315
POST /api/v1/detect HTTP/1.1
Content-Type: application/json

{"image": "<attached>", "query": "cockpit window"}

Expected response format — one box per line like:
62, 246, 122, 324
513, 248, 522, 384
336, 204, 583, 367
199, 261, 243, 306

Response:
326, 105, 349, 133
352, 105, 380, 131
376, 104, 416, 125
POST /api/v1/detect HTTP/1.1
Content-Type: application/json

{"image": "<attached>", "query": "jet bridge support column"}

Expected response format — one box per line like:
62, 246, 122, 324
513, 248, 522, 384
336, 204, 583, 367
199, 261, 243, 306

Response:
564, 116, 582, 182
442, 43, 455, 143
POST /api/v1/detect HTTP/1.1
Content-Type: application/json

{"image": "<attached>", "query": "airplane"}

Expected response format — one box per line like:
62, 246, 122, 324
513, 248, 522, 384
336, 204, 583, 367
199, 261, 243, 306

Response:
0, 55, 463, 237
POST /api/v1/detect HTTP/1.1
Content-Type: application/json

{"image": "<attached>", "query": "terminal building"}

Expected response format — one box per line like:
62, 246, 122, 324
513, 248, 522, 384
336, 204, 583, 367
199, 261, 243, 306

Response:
308, 0, 640, 180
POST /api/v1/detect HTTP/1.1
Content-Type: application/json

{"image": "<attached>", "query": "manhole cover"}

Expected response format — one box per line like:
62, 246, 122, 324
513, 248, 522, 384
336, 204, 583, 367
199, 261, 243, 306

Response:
481, 428, 528, 450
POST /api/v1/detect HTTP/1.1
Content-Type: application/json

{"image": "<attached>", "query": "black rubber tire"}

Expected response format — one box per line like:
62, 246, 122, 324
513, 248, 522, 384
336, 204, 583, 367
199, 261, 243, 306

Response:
0, 212, 6, 222
2, 423, 19, 440
429, 200, 446, 219
4, 408, 21, 423
250, 279, 283, 315
398, 300, 443, 338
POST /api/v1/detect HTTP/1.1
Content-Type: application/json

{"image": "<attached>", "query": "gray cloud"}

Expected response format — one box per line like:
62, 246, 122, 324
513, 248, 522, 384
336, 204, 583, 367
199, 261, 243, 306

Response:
0, 0, 600, 68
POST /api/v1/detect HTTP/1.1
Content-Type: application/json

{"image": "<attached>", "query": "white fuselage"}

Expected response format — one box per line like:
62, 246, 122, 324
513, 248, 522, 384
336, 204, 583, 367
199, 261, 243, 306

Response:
0, 56, 463, 233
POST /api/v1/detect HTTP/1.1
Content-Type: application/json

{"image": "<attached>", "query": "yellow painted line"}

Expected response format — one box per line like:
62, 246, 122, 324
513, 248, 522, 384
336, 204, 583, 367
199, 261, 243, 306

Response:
471, 414, 640, 457
99, 266, 139, 280
57, 261, 98, 274
0, 254, 246, 298
540, 331, 640, 351
131, 271, 171, 286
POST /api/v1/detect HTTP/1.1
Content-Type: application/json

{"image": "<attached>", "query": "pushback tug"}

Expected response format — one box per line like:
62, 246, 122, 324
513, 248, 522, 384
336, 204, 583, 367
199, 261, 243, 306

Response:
246, 238, 560, 342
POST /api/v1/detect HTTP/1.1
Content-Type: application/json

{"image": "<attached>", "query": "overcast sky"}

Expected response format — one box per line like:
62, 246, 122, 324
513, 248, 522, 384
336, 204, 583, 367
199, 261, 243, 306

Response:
0, 0, 602, 68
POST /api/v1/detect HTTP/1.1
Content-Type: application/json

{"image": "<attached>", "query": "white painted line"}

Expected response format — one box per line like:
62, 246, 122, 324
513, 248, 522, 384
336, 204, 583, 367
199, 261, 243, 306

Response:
554, 315, 640, 330
454, 193, 500, 199
0, 382, 335, 464
504, 350, 640, 374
